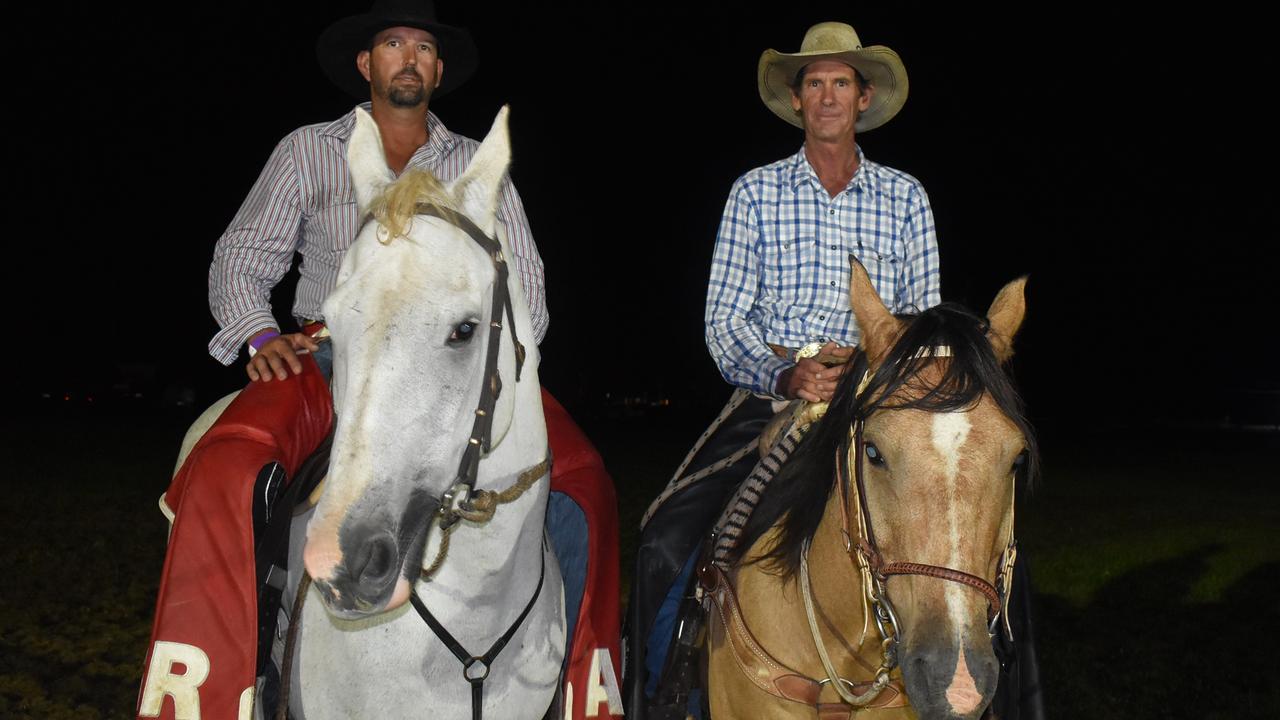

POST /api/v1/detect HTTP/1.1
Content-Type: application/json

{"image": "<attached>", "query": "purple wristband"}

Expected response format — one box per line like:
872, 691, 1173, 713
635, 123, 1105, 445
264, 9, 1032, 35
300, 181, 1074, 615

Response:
249, 331, 280, 351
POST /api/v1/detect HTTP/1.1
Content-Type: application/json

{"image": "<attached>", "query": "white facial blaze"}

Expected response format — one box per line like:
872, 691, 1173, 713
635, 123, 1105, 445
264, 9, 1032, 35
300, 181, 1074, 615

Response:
931, 412, 972, 635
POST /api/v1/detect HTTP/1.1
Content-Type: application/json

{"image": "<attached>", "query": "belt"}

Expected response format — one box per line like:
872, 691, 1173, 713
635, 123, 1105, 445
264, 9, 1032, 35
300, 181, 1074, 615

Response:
770, 342, 836, 363
300, 320, 330, 339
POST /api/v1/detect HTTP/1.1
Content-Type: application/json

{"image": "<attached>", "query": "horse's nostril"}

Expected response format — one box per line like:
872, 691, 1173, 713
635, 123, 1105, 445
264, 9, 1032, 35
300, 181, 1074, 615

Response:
352, 532, 399, 589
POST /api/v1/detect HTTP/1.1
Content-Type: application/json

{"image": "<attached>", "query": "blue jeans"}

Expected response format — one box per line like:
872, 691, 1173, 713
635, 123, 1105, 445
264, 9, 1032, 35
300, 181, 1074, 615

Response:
547, 492, 587, 649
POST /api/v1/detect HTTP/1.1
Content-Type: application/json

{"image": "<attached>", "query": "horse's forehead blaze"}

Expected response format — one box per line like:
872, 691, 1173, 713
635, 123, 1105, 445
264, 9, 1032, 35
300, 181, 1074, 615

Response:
862, 400, 1019, 564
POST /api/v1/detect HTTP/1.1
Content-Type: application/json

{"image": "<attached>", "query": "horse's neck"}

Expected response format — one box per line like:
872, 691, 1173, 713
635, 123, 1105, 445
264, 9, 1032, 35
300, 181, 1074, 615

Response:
735, 485, 880, 680
806, 489, 877, 663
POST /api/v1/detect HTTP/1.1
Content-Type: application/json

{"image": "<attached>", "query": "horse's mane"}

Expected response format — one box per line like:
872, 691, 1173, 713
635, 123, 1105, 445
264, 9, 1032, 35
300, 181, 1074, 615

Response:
367, 169, 458, 244
727, 302, 1040, 579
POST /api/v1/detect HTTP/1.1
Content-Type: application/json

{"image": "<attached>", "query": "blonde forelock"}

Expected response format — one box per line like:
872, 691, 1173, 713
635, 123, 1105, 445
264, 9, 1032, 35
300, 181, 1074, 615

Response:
366, 169, 457, 244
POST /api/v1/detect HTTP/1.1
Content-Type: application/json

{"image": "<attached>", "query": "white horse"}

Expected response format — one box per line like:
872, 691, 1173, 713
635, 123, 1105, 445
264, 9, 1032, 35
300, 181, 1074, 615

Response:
164, 107, 563, 719
281, 106, 563, 719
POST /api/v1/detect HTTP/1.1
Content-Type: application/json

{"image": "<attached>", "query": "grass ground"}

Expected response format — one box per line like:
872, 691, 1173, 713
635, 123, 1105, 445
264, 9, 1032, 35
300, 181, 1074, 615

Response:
1, 405, 1276, 718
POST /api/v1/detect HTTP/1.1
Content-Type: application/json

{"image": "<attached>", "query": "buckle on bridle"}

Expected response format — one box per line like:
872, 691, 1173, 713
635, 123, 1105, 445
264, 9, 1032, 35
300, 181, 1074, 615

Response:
437, 482, 472, 529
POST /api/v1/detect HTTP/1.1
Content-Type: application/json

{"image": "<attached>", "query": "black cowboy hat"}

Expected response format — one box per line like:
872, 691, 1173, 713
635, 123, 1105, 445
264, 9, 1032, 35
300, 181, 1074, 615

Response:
316, 0, 478, 99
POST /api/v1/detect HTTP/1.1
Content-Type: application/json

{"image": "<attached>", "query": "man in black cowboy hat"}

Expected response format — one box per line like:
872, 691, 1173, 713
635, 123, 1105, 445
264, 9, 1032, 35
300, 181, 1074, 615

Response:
208, 0, 547, 379
143, 3, 608, 718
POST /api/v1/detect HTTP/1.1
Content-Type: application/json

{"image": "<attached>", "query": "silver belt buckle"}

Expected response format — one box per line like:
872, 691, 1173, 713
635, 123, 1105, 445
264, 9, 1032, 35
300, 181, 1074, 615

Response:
795, 341, 824, 361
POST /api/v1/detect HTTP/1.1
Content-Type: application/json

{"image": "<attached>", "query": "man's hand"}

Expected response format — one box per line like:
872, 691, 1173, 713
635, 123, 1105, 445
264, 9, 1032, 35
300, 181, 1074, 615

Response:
776, 341, 854, 402
246, 331, 320, 382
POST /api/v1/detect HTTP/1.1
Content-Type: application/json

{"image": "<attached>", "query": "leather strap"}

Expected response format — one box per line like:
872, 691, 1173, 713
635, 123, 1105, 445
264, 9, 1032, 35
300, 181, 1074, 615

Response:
699, 563, 906, 710
410, 551, 546, 720
849, 419, 1006, 620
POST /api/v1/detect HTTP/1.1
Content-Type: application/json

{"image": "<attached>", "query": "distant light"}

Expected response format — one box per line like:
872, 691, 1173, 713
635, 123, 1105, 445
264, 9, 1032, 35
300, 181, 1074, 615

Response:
64, 394, 71, 402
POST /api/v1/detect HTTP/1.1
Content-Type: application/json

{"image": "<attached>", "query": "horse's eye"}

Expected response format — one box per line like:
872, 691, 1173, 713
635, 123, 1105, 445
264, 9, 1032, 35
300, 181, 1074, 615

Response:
865, 442, 886, 467
1012, 450, 1028, 474
449, 320, 477, 344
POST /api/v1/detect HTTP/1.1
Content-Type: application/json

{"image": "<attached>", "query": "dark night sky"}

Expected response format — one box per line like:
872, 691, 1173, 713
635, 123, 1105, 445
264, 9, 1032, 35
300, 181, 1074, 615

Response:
13, 3, 1278, 427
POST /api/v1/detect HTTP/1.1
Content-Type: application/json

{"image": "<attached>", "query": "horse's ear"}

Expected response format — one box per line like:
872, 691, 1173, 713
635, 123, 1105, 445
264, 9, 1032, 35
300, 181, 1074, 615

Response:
348, 107, 395, 215
848, 256, 903, 364
986, 276, 1028, 363
453, 105, 512, 225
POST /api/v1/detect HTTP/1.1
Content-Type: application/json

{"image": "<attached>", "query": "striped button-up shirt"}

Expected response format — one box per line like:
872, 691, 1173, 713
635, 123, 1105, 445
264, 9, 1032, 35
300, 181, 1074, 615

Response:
208, 104, 548, 365
706, 146, 940, 397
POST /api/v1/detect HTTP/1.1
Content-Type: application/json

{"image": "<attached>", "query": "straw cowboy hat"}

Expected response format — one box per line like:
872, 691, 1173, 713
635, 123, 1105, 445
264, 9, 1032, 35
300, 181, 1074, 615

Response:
758, 22, 908, 132
317, 0, 478, 99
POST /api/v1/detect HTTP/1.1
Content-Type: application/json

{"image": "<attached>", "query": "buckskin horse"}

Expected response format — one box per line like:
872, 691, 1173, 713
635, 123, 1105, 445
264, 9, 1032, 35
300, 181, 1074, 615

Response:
704, 261, 1035, 719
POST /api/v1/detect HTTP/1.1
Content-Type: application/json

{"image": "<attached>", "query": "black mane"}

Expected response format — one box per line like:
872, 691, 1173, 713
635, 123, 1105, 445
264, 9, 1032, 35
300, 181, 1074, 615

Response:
726, 302, 1039, 577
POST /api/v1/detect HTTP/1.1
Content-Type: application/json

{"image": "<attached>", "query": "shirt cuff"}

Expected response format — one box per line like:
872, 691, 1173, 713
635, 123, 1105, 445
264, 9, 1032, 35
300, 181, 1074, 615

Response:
209, 309, 279, 366
755, 353, 794, 399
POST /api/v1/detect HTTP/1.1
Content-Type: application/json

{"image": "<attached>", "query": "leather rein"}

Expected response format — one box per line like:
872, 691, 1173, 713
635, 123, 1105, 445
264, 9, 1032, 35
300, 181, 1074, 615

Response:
703, 348, 1018, 714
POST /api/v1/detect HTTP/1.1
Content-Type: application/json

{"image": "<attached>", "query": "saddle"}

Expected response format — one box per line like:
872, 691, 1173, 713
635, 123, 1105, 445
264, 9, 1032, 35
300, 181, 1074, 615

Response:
637, 393, 821, 719
139, 359, 624, 720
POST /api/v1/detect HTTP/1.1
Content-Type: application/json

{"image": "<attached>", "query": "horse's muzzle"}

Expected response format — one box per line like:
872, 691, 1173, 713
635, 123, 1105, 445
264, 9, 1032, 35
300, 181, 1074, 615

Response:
310, 523, 420, 619
901, 642, 998, 720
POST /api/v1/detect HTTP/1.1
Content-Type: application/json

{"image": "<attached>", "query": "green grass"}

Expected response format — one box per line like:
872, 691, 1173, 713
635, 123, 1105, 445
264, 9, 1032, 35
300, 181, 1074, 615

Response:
0, 410, 178, 720
2, 408, 1276, 719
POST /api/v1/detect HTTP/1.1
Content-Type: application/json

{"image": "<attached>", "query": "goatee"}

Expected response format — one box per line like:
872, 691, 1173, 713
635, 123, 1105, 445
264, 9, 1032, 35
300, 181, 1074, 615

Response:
388, 85, 427, 107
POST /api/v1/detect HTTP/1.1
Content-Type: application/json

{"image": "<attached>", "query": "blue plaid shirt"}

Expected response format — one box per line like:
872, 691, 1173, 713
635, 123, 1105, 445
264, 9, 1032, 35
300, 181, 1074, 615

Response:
705, 146, 941, 396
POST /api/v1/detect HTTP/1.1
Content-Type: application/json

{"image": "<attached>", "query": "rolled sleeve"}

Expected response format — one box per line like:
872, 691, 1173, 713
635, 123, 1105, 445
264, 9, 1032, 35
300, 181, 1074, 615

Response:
208, 138, 305, 365
705, 181, 791, 397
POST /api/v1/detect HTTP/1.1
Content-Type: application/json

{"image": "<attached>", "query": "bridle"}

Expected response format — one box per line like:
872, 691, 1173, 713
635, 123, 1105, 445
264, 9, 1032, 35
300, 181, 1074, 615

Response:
278, 203, 546, 720
703, 348, 1019, 714
390, 203, 546, 720
805, 351, 1019, 706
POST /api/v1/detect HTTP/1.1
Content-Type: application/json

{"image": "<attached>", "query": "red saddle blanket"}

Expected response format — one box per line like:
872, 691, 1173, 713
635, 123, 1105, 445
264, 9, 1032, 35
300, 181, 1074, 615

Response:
137, 358, 622, 719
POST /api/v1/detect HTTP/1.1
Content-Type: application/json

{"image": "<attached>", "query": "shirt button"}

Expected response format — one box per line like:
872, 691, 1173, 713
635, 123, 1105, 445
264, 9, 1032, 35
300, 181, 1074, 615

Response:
828, 208, 835, 215
830, 245, 837, 249
830, 281, 836, 287
819, 315, 826, 320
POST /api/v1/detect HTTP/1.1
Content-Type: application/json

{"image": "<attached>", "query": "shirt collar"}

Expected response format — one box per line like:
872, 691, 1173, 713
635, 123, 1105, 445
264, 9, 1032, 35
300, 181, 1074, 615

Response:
322, 102, 457, 159
788, 144, 874, 195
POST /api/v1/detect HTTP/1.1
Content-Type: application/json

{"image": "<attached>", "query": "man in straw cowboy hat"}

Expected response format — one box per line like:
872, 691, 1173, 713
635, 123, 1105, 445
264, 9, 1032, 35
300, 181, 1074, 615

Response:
141, 3, 623, 719
710, 20, 933, 401
630, 21, 1040, 719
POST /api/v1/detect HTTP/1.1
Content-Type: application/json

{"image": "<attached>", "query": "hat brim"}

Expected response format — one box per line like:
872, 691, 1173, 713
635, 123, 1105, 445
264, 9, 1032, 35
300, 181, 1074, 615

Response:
758, 46, 908, 132
317, 15, 477, 99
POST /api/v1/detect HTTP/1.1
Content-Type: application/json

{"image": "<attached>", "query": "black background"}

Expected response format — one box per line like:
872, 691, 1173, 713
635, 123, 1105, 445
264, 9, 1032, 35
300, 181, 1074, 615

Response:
13, 2, 1278, 428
